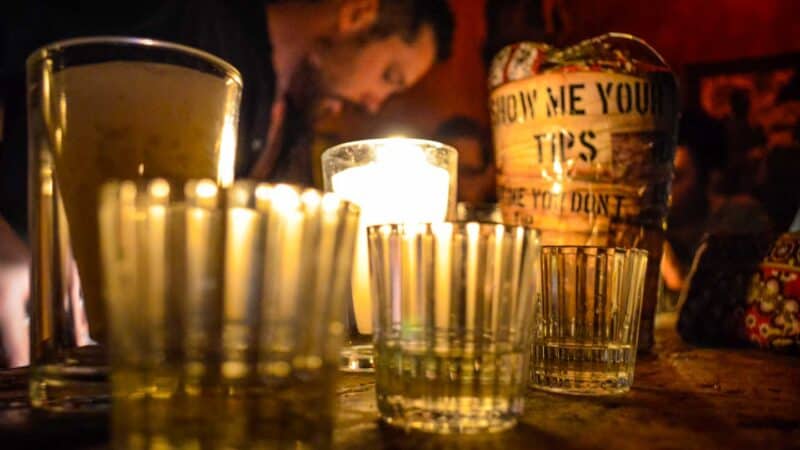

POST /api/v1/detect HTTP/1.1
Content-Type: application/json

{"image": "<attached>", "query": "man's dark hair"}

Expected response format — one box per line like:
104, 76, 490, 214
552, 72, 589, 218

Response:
370, 0, 454, 62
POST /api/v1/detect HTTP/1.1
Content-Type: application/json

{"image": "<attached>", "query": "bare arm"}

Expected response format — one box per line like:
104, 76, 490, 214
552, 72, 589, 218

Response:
0, 214, 30, 367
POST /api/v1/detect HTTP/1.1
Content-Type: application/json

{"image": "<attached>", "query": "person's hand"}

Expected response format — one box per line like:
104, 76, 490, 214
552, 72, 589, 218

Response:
660, 240, 685, 293
0, 217, 30, 367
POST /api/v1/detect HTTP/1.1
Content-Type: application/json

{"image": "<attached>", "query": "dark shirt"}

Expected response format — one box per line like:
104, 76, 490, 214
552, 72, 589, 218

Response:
0, 0, 280, 237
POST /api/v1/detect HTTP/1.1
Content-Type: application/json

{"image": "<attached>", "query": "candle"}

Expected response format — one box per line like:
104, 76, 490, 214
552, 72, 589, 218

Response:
328, 139, 453, 335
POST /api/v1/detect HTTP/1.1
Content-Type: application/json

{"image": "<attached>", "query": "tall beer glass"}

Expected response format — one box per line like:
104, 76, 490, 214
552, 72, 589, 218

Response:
27, 37, 242, 411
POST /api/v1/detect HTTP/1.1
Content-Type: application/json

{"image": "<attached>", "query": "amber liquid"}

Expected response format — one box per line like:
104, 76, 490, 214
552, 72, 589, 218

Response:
47, 61, 238, 340
30, 60, 239, 410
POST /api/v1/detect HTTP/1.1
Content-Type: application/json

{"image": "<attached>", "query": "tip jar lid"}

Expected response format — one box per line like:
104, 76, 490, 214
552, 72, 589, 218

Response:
488, 33, 674, 90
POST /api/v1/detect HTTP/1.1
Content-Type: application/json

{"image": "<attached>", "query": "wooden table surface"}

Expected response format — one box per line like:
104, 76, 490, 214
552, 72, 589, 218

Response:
1, 313, 799, 450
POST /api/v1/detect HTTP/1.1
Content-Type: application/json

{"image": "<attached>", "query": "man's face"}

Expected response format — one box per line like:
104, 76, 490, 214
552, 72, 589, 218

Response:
312, 25, 437, 114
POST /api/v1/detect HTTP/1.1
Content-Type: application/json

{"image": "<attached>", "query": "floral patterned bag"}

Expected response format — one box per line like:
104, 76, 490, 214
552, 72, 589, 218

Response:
746, 232, 800, 351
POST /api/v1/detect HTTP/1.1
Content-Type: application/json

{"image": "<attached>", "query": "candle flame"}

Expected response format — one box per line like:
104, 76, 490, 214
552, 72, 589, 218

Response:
375, 138, 428, 167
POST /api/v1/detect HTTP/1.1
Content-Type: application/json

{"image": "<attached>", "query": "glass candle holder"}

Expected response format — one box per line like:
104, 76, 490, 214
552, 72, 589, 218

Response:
532, 246, 648, 395
321, 138, 458, 371
368, 222, 540, 433
27, 36, 242, 411
99, 179, 359, 449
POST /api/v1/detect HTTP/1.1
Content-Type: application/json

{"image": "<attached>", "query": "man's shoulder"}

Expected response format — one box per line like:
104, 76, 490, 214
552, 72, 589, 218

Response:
173, 0, 272, 66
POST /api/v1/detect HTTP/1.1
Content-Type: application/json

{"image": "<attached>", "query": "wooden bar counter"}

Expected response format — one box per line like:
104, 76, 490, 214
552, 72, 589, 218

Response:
1, 313, 798, 449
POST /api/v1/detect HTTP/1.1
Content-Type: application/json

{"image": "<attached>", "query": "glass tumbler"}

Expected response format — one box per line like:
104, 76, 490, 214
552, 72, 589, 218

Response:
368, 222, 540, 433
27, 37, 242, 411
321, 138, 457, 371
99, 179, 359, 450
532, 246, 648, 395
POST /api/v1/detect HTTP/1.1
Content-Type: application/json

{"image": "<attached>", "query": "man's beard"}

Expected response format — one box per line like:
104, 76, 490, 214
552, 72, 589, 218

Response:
288, 58, 374, 119
286, 58, 353, 122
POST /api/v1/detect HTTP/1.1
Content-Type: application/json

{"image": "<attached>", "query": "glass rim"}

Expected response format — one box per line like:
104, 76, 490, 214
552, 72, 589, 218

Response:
366, 221, 539, 235
100, 178, 359, 213
26, 35, 242, 86
541, 245, 648, 256
321, 137, 457, 161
